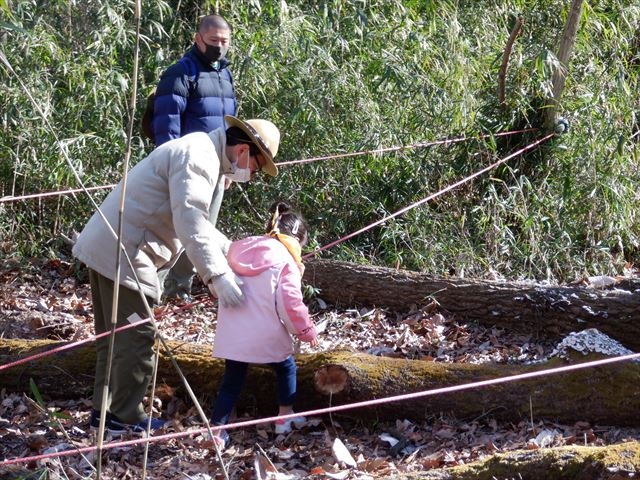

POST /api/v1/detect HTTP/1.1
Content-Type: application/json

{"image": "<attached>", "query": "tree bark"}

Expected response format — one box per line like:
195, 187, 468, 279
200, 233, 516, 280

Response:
543, 0, 585, 131
303, 259, 640, 351
2, 339, 639, 426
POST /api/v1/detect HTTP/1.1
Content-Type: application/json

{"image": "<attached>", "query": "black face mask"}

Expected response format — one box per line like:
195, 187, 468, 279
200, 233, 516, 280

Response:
203, 44, 227, 63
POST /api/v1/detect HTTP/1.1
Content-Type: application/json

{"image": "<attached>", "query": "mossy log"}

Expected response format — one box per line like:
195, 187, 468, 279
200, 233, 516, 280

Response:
303, 259, 640, 351
393, 441, 640, 480
2, 339, 639, 426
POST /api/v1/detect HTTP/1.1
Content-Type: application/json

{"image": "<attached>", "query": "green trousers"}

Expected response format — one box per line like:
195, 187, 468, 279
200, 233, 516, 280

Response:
89, 269, 156, 424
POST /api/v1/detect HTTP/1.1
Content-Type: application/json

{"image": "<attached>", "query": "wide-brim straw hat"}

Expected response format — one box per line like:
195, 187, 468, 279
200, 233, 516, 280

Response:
224, 115, 280, 176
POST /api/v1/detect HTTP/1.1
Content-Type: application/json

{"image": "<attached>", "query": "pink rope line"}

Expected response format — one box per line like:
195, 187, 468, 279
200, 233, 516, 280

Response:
0, 184, 118, 204
2, 350, 638, 467
0, 319, 150, 372
0, 296, 209, 372
0, 128, 536, 204
276, 128, 538, 166
303, 133, 555, 259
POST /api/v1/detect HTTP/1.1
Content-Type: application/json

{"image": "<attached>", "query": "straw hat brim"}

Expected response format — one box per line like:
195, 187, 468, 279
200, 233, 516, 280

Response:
224, 115, 278, 176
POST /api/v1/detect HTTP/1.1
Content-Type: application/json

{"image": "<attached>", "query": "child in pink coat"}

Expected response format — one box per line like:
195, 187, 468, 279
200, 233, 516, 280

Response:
210, 201, 318, 448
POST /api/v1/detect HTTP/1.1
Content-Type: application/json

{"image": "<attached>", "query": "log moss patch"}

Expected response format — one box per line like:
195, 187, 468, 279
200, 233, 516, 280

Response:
442, 442, 640, 480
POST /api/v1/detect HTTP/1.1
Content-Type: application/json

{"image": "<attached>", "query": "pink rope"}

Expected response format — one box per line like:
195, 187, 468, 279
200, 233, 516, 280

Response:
303, 133, 555, 259
0, 319, 150, 372
276, 128, 538, 166
2, 350, 638, 466
0, 184, 118, 203
0, 131, 571, 469
0, 128, 536, 204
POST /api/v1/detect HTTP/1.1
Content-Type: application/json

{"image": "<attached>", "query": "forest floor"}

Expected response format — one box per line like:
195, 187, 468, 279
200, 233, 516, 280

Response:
1, 256, 639, 479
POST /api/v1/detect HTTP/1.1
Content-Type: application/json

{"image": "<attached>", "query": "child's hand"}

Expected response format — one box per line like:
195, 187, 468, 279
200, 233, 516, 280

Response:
297, 324, 318, 343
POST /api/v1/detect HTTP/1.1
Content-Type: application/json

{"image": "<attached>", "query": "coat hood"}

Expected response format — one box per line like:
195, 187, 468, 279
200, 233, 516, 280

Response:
227, 235, 295, 277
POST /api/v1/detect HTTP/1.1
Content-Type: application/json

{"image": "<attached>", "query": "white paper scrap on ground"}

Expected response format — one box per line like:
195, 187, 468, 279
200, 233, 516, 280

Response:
332, 437, 357, 467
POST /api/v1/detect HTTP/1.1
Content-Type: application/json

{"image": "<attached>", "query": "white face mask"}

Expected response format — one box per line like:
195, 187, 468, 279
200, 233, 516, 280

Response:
226, 149, 252, 183
226, 167, 251, 183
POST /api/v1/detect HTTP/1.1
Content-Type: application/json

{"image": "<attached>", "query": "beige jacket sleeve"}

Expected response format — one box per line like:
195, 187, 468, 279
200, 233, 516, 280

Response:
168, 132, 232, 285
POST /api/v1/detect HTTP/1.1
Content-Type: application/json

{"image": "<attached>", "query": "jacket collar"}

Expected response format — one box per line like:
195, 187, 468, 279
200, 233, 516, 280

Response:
209, 128, 234, 174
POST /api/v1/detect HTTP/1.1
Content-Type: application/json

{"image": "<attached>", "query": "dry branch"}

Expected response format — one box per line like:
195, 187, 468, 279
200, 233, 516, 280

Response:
498, 14, 524, 108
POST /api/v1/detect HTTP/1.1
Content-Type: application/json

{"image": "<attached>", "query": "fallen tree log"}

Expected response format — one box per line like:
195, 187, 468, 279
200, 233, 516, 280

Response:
2, 339, 639, 426
303, 259, 640, 351
394, 442, 640, 480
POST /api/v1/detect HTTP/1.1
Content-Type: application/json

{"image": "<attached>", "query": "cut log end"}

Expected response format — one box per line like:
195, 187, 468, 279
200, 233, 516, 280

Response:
314, 365, 349, 395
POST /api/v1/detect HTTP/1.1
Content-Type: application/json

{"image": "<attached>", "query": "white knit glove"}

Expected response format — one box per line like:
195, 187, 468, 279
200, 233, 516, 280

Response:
209, 272, 245, 308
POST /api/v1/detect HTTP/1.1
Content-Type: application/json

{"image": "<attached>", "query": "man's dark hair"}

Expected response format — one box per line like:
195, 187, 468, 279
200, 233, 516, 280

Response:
199, 14, 231, 33
226, 126, 260, 156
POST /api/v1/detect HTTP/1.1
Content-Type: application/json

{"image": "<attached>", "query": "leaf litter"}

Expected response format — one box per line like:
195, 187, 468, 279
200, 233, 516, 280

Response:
1, 257, 639, 479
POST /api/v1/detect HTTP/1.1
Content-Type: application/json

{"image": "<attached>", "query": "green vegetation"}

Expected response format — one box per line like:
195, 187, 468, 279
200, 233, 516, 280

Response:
1, 0, 638, 282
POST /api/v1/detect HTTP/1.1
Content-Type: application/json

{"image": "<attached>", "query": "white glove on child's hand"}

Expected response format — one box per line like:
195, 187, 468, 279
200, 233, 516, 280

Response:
209, 272, 245, 308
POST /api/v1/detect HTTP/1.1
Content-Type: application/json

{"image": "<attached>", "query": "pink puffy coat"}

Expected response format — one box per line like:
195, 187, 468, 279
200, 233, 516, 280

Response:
213, 235, 317, 363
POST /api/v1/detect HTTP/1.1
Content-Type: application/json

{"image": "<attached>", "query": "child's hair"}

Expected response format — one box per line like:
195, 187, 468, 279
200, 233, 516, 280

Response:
267, 201, 309, 246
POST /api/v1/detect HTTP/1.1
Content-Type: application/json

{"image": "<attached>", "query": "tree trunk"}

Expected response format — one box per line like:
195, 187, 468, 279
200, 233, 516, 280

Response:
2, 339, 639, 426
303, 259, 640, 351
543, 0, 585, 131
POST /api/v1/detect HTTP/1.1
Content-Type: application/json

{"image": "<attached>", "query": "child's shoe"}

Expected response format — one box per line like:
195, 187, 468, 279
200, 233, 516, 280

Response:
212, 429, 230, 450
274, 415, 306, 434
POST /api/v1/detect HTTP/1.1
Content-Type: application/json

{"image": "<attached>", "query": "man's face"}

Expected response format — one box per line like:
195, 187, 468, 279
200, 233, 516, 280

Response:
233, 144, 263, 177
196, 27, 231, 62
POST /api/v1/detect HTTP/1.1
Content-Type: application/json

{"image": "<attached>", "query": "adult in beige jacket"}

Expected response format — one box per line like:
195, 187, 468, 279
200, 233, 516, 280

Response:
72, 115, 280, 433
